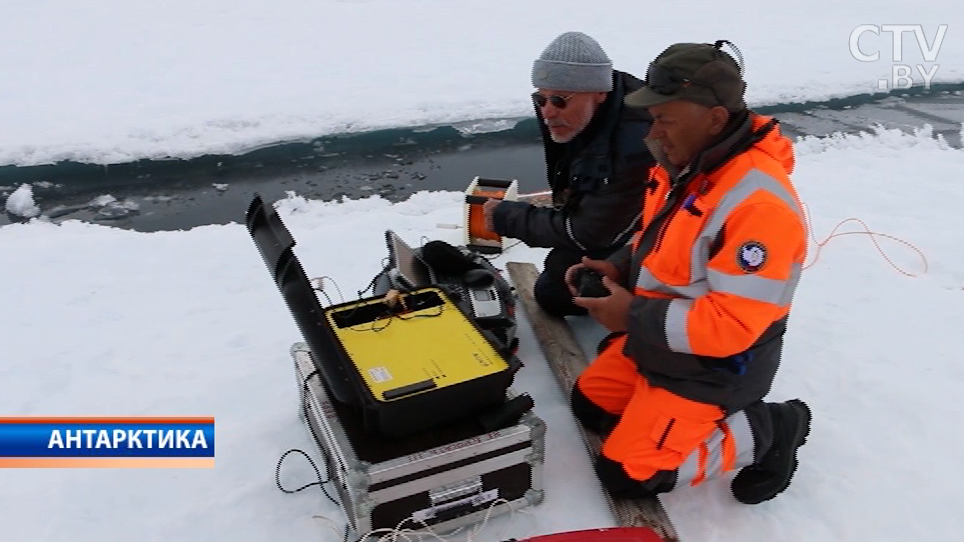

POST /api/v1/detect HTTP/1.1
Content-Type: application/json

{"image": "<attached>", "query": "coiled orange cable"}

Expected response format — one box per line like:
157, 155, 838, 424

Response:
801, 202, 929, 277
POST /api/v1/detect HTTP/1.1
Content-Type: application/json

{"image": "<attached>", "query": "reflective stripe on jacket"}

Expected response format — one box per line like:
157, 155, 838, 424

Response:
622, 112, 806, 414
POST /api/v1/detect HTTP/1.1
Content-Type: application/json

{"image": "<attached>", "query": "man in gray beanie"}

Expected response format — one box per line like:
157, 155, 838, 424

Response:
484, 31, 654, 317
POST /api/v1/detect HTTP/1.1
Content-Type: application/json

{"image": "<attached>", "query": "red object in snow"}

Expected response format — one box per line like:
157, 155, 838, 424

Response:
517, 527, 664, 542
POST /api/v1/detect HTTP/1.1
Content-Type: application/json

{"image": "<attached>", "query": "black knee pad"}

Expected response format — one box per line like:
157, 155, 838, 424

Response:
571, 383, 618, 435
533, 248, 591, 317
534, 274, 586, 317
542, 248, 586, 274
595, 455, 677, 499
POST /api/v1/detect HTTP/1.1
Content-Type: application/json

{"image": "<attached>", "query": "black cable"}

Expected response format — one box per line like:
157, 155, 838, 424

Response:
474, 240, 523, 263
503, 240, 523, 251
322, 275, 346, 304
317, 288, 335, 307
300, 370, 340, 505
358, 257, 392, 298
335, 258, 395, 328
311, 276, 344, 306
274, 370, 339, 506
275, 449, 332, 496
350, 305, 440, 333
281, 370, 362, 542
343, 286, 447, 334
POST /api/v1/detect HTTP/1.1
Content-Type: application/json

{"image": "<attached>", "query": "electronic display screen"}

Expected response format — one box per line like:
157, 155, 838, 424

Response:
386, 230, 433, 289
472, 289, 495, 301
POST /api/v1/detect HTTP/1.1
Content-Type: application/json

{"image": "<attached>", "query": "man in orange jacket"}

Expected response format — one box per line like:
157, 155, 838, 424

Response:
566, 40, 811, 504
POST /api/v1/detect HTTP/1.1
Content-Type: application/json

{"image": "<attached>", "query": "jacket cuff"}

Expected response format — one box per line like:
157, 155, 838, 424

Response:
624, 296, 672, 356
491, 200, 530, 237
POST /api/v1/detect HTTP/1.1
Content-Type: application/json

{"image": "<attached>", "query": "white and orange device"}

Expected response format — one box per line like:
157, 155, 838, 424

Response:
463, 177, 519, 254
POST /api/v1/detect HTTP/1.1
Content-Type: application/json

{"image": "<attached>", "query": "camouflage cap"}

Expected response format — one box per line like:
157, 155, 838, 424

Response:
625, 41, 746, 112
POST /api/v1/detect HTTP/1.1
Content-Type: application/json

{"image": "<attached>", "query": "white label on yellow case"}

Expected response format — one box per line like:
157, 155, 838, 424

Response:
368, 366, 392, 383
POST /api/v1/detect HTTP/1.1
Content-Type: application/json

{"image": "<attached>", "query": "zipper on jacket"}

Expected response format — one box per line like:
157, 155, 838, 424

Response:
628, 179, 689, 285
653, 186, 687, 252
653, 202, 681, 252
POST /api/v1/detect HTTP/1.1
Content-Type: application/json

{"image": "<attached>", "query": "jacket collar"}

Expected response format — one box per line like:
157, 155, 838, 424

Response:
646, 109, 768, 188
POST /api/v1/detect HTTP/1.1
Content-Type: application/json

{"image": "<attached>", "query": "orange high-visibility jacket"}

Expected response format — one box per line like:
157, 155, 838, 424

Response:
618, 113, 806, 414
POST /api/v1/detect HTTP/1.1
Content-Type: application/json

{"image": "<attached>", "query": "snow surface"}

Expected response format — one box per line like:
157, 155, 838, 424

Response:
3, 2, 964, 540
1, 0, 961, 167
2, 125, 963, 541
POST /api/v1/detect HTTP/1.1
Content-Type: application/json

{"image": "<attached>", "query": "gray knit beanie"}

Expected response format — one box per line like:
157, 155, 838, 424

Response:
532, 31, 613, 92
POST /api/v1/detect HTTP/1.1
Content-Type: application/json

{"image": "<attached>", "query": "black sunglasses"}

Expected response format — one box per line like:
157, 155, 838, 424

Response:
532, 92, 575, 109
644, 63, 723, 105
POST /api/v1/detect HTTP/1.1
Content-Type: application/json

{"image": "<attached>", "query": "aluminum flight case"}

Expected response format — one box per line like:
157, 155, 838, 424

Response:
291, 342, 545, 536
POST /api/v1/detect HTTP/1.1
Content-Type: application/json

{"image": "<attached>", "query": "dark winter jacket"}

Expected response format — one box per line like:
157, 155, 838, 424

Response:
491, 70, 654, 251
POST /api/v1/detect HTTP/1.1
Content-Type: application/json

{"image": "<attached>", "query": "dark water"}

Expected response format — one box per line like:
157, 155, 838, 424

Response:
0, 141, 552, 232
2, 85, 962, 232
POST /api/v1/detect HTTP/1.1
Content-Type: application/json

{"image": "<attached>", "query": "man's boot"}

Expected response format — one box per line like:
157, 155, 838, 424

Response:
731, 399, 811, 504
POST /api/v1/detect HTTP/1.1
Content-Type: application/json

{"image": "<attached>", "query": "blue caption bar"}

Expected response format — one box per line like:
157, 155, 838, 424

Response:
0, 423, 215, 457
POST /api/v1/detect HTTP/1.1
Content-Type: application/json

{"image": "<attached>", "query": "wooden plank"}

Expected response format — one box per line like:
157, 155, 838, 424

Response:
505, 261, 680, 542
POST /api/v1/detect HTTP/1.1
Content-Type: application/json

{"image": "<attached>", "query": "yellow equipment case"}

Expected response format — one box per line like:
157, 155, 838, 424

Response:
245, 194, 522, 438
317, 286, 522, 437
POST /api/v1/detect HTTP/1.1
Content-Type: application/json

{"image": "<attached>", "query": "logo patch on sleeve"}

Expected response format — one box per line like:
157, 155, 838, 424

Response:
737, 241, 767, 273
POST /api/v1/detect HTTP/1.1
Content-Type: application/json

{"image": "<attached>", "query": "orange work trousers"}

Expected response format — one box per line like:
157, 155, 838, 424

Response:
576, 334, 739, 484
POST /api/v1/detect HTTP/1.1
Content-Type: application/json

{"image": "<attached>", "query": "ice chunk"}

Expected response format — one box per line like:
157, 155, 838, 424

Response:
95, 198, 140, 220
4, 184, 40, 218
89, 194, 118, 207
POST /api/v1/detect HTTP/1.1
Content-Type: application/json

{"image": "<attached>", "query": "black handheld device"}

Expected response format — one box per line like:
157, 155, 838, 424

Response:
572, 267, 609, 298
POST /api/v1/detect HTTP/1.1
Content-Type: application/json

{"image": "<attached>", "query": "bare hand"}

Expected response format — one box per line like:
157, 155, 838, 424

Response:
565, 256, 621, 296
573, 275, 633, 332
